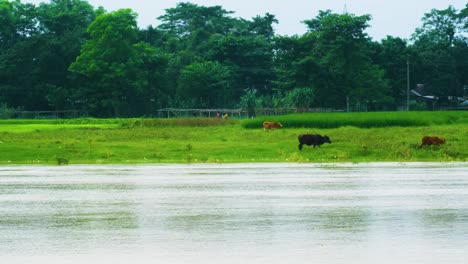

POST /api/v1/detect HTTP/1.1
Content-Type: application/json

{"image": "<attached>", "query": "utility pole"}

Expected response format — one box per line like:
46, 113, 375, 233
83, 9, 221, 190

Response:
407, 58, 410, 111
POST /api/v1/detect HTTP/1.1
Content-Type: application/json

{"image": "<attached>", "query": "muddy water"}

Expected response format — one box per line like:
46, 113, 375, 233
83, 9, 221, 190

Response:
1, 163, 467, 263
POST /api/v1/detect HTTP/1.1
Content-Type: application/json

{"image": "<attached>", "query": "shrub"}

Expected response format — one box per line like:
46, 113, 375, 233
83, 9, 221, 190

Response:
0, 103, 16, 119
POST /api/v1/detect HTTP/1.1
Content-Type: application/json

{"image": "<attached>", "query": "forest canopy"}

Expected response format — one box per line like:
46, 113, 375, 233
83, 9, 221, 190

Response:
0, 0, 467, 117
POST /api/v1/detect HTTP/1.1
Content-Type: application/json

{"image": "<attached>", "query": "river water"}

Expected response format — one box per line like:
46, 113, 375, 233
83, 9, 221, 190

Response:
0, 163, 467, 264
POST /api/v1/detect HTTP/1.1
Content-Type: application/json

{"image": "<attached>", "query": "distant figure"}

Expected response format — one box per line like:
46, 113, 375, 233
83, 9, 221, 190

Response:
420, 136, 446, 147
298, 134, 331, 150
216, 112, 221, 118
223, 113, 229, 119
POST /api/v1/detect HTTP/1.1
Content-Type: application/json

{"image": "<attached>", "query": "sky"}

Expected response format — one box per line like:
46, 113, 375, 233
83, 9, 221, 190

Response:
22, 0, 467, 41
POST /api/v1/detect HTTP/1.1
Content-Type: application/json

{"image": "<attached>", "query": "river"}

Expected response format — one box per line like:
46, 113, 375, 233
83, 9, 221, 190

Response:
1, 163, 467, 263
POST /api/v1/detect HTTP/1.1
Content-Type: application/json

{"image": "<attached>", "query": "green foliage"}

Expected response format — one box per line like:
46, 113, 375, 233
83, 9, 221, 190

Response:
0, 103, 16, 118
285, 87, 314, 111
239, 88, 261, 118
241, 111, 468, 129
0, 2, 467, 117
372, 36, 408, 107
69, 9, 150, 117
409, 5, 467, 100
0, 0, 98, 111
272, 10, 394, 110
177, 61, 238, 108
157, 2, 235, 38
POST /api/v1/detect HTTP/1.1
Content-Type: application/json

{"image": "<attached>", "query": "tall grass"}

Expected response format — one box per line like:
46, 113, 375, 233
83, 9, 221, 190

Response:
242, 111, 468, 129
123, 118, 239, 127
0, 118, 122, 125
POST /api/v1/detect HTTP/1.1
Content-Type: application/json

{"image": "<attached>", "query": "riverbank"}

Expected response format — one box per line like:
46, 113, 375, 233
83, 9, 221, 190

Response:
0, 112, 467, 164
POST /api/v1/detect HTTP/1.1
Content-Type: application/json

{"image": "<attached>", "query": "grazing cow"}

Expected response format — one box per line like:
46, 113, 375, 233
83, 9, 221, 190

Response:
263, 121, 283, 131
298, 134, 331, 150
420, 136, 446, 147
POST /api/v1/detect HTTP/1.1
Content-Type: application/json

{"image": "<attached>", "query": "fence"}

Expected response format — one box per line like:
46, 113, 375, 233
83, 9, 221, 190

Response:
156, 108, 245, 118
12, 110, 85, 119
156, 107, 344, 118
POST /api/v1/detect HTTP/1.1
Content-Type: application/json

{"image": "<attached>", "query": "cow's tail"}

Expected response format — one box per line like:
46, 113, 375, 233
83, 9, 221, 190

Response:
298, 143, 303, 151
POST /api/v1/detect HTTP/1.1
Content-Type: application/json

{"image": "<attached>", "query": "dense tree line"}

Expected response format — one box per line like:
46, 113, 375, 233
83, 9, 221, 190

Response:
1, 0, 467, 117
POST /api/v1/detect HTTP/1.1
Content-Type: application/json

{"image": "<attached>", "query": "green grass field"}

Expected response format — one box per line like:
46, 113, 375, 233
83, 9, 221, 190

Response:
0, 112, 467, 164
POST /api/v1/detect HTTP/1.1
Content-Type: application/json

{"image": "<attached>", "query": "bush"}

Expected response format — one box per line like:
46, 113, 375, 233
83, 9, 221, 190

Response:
0, 103, 16, 119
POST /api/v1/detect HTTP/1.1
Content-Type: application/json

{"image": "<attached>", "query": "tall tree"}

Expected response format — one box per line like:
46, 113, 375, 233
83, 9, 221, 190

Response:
70, 9, 147, 117
0, 0, 98, 112
300, 10, 390, 110
249, 13, 278, 40
411, 6, 468, 101
371, 36, 409, 108
177, 61, 238, 108
155, 2, 277, 108
36, 0, 98, 111
205, 34, 274, 94
157, 2, 234, 38
0, 1, 41, 110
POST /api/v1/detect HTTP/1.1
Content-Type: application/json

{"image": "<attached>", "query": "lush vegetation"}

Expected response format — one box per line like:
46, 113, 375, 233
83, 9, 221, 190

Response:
1, 1, 467, 118
0, 112, 466, 164
242, 111, 468, 128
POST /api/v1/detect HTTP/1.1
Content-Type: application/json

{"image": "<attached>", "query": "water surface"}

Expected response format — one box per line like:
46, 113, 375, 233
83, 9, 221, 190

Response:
1, 163, 467, 263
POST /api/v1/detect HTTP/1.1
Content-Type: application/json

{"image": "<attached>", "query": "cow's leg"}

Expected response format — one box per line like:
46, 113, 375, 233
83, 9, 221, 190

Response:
298, 143, 303, 151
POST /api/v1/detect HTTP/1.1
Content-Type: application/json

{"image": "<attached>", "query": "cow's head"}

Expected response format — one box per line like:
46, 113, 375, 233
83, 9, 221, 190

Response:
323, 135, 331, 144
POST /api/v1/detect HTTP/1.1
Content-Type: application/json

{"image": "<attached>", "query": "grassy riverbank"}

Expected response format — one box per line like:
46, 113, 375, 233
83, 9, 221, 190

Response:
0, 112, 467, 164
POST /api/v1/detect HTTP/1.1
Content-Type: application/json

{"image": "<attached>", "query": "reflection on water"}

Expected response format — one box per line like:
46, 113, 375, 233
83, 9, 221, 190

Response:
0, 163, 467, 264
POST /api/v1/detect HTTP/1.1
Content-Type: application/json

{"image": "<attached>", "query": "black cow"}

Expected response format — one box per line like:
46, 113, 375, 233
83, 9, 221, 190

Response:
298, 134, 331, 150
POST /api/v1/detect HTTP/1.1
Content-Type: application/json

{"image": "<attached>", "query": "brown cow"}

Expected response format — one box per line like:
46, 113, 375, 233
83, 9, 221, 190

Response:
263, 121, 283, 131
420, 136, 446, 147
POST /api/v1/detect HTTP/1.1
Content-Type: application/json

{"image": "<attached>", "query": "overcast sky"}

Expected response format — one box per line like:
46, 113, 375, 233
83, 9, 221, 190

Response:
23, 0, 467, 41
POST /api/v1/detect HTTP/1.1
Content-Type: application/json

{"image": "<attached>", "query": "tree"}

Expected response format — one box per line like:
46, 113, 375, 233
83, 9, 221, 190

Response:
461, 4, 468, 31
36, 0, 98, 111
413, 6, 463, 47
205, 34, 274, 94
299, 10, 390, 109
177, 61, 238, 108
0, 0, 16, 49
249, 13, 278, 40
371, 36, 409, 108
156, 2, 277, 108
157, 2, 235, 37
0, 0, 40, 109
69, 9, 145, 117
410, 6, 468, 101
0, 0, 98, 112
